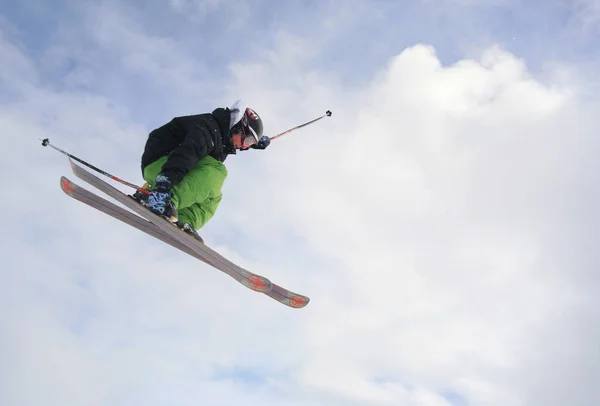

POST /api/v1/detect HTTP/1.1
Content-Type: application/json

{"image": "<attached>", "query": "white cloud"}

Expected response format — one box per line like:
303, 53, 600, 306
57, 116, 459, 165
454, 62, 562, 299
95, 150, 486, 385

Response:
220, 39, 600, 406
422, 0, 511, 5
575, 0, 600, 27
166, 0, 251, 26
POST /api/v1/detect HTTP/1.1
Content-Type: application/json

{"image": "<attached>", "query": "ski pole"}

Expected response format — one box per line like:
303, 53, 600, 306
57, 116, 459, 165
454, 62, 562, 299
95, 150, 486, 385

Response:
40, 138, 150, 195
269, 110, 332, 141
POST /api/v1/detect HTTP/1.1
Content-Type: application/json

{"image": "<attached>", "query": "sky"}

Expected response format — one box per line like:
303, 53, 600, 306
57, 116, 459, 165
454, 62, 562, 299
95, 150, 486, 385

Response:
1, 0, 600, 405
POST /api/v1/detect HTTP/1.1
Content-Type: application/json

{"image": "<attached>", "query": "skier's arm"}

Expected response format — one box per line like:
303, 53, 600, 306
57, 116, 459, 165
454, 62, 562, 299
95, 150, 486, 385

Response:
160, 126, 211, 185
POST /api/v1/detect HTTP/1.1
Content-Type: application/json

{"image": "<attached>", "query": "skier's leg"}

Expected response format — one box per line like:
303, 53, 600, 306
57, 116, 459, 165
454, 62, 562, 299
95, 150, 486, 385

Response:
175, 212, 205, 243
177, 195, 222, 230
142, 155, 225, 229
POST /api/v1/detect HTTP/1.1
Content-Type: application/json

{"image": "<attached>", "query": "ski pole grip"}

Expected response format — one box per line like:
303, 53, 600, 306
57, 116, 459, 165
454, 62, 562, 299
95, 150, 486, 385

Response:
326, 110, 332, 116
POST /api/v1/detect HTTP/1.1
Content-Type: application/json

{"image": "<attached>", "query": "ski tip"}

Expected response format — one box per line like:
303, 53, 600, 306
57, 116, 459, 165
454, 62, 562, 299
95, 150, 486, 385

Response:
288, 295, 310, 309
245, 275, 273, 293
60, 176, 75, 195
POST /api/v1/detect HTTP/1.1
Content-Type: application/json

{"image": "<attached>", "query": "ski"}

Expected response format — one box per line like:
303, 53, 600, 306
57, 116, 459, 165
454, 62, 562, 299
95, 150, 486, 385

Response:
60, 176, 309, 308
68, 159, 271, 293
63, 163, 309, 308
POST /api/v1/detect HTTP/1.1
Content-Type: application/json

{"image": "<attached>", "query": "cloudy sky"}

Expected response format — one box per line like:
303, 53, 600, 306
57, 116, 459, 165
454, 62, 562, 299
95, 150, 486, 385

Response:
2, 0, 600, 405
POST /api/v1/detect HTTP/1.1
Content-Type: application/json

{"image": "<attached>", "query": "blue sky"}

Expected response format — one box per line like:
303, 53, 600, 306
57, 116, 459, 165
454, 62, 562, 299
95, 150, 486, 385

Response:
1, 1, 600, 406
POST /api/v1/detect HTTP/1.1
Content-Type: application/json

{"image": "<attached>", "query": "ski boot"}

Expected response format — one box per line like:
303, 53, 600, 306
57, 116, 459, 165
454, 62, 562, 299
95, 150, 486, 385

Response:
159, 201, 179, 223
131, 190, 149, 204
177, 222, 204, 244
131, 191, 178, 223
130, 183, 150, 204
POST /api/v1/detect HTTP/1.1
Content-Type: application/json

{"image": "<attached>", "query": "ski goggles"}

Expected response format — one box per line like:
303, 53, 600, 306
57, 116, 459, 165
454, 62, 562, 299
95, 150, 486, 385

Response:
240, 115, 259, 147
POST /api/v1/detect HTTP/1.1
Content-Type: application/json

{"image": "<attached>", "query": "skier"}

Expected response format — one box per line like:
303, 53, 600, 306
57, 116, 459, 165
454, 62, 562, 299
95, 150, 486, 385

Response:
132, 100, 270, 243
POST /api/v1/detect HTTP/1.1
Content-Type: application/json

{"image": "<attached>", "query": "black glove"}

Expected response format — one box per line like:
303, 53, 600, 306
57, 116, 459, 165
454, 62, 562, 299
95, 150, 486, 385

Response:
250, 135, 271, 150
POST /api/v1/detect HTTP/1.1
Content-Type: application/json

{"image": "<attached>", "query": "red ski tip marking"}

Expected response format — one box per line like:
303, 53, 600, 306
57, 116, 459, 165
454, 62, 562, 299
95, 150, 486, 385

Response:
289, 296, 309, 308
247, 275, 271, 292
60, 177, 74, 195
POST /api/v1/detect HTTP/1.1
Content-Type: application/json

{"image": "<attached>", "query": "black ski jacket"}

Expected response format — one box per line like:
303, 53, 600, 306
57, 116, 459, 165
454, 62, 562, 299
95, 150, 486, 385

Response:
141, 107, 236, 186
